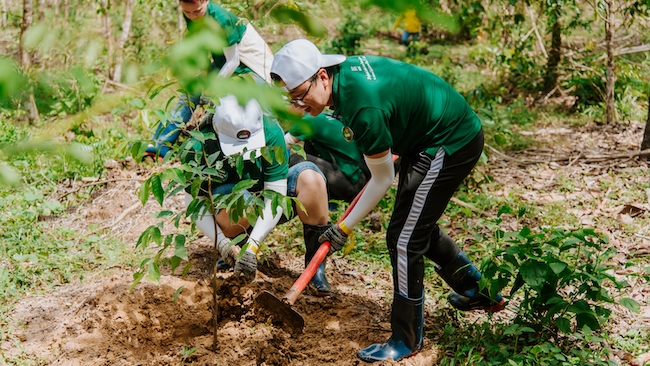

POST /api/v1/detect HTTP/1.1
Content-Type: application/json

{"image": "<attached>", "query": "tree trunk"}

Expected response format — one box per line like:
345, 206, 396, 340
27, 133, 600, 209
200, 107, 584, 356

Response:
543, 6, 562, 96
1, 0, 7, 28
101, 0, 114, 80
36, 0, 44, 20
641, 93, 650, 154
177, 3, 184, 39
20, 0, 33, 68
604, 0, 616, 124
112, 0, 133, 82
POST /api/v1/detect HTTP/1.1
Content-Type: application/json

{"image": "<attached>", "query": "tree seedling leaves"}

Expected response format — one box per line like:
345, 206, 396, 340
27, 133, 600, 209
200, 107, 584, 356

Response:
181, 263, 192, 279
146, 262, 161, 284
170, 256, 181, 273
150, 174, 164, 206
153, 210, 174, 219
130, 271, 145, 292
148, 81, 176, 100
172, 286, 185, 303
138, 178, 151, 205
174, 246, 188, 261
233, 179, 257, 193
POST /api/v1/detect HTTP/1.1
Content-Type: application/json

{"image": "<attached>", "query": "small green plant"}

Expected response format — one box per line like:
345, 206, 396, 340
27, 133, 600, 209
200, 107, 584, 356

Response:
479, 208, 639, 336
327, 14, 365, 55
178, 345, 198, 366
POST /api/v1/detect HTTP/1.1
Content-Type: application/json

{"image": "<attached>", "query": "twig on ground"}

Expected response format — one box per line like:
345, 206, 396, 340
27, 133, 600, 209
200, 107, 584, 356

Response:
450, 197, 482, 215
99, 202, 141, 230
487, 145, 650, 165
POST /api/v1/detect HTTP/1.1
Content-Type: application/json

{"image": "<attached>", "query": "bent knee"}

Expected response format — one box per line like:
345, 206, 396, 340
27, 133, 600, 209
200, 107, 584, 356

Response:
297, 169, 326, 193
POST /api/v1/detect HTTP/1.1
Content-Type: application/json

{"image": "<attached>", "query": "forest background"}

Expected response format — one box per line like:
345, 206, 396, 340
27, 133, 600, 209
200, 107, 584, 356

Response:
1, 0, 650, 364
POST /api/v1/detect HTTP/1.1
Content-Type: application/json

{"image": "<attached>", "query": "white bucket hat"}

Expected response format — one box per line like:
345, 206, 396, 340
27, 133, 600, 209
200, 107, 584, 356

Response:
270, 39, 346, 90
213, 95, 265, 160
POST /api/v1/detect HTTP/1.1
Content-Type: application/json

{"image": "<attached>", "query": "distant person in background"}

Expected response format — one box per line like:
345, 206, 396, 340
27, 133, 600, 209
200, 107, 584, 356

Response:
392, 9, 421, 47
145, 0, 273, 160
284, 112, 370, 206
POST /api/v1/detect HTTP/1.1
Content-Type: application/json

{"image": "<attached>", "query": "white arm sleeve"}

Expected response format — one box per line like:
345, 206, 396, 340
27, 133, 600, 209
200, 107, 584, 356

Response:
247, 179, 287, 250
284, 132, 299, 146
341, 152, 395, 229
218, 44, 240, 78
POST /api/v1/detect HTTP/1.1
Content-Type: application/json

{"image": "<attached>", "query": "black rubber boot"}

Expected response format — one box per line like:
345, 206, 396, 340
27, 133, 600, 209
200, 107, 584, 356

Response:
435, 251, 505, 312
304, 223, 331, 296
357, 292, 424, 362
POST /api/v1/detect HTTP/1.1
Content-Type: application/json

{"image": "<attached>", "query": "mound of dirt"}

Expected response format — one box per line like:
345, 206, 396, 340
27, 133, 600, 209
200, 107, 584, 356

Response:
4, 249, 449, 365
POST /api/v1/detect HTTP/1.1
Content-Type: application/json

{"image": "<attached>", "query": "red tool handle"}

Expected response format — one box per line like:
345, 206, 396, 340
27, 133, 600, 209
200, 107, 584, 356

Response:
284, 240, 331, 305
283, 191, 361, 305
282, 154, 399, 305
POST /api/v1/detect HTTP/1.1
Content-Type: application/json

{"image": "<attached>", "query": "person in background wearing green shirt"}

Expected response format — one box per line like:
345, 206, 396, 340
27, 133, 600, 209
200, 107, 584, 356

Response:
270, 39, 505, 362
284, 112, 370, 205
146, 0, 274, 160
182, 95, 333, 295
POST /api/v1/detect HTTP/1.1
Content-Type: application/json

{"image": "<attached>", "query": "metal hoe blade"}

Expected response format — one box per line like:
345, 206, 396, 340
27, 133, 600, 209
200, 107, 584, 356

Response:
256, 290, 304, 335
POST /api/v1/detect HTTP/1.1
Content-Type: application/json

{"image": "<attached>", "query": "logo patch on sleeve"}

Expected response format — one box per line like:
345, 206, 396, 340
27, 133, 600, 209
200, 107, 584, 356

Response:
342, 126, 354, 142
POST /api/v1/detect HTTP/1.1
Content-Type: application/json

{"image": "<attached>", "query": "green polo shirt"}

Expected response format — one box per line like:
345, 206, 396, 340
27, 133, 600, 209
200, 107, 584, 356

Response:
290, 113, 365, 184
331, 56, 481, 157
183, 116, 289, 195
184, 1, 251, 74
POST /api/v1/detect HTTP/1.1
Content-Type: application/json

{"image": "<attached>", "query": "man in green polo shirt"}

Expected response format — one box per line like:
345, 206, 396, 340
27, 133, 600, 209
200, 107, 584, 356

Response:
182, 95, 333, 295
145, 0, 274, 160
270, 39, 505, 362
285, 112, 369, 204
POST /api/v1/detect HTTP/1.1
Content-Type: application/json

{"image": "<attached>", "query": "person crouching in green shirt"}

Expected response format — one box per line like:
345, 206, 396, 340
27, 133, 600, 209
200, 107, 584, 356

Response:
270, 39, 505, 362
285, 112, 370, 205
182, 95, 333, 295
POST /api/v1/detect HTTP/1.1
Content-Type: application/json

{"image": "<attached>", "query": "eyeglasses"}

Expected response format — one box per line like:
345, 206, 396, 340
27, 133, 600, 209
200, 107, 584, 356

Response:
290, 78, 316, 107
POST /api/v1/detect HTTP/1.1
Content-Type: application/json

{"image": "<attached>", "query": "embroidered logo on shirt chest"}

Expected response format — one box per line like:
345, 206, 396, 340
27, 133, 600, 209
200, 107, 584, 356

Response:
342, 126, 354, 142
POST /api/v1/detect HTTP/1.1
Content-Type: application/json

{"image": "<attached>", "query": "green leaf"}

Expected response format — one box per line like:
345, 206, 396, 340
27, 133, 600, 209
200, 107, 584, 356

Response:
549, 261, 568, 275
172, 286, 185, 303
146, 262, 161, 284
261, 146, 274, 164
620, 298, 640, 313
520, 260, 549, 289
270, 6, 326, 37
207, 151, 221, 166
174, 246, 188, 261
181, 263, 193, 278
556, 316, 571, 333
138, 178, 151, 205
130, 271, 145, 292
576, 313, 600, 330
151, 174, 164, 206
148, 81, 176, 100
236, 155, 244, 177
170, 256, 181, 273
153, 210, 175, 218
188, 130, 206, 143
233, 179, 257, 192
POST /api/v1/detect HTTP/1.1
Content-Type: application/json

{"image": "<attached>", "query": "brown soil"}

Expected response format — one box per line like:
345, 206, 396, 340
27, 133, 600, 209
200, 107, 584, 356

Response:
3, 120, 650, 365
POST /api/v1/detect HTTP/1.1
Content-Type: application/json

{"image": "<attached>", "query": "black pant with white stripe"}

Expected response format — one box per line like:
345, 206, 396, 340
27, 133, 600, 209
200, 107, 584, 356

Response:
387, 129, 484, 300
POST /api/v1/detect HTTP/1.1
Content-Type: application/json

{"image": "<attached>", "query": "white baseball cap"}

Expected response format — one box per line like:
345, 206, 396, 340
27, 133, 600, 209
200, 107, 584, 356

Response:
270, 39, 346, 90
213, 95, 266, 160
